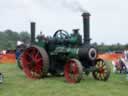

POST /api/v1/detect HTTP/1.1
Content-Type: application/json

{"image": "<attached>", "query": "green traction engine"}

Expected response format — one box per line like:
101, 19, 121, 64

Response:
18, 12, 111, 83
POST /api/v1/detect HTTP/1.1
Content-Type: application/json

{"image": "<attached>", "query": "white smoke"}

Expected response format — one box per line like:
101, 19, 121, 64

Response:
60, 0, 87, 12
35, 0, 88, 12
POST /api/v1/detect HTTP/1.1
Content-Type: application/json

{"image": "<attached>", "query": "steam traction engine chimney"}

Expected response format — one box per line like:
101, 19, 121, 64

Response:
30, 22, 36, 44
82, 12, 91, 45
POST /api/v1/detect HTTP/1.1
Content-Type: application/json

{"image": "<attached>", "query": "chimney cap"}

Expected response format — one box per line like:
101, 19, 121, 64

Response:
31, 22, 36, 24
72, 29, 79, 34
82, 12, 91, 17
72, 29, 80, 31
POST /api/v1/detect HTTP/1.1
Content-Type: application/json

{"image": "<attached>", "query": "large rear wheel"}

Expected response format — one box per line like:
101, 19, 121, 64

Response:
92, 59, 111, 81
64, 59, 83, 83
21, 45, 49, 79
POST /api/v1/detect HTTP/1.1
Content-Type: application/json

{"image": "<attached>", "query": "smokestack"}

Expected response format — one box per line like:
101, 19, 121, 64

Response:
30, 22, 36, 44
82, 12, 91, 45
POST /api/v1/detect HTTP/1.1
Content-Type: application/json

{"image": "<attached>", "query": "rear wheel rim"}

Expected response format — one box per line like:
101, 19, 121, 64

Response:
21, 47, 43, 79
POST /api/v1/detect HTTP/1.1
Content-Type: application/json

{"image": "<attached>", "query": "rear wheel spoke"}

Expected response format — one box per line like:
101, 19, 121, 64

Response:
35, 58, 43, 63
35, 52, 40, 59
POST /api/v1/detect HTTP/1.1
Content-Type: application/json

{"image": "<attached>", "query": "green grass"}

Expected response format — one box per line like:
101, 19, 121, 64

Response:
0, 64, 128, 96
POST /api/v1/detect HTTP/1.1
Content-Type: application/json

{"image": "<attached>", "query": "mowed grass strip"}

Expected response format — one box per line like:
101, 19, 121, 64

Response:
0, 64, 128, 96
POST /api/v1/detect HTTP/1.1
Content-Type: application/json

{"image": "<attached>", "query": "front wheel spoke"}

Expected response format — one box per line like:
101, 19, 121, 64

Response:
104, 69, 108, 73
103, 65, 107, 69
96, 73, 100, 78
96, 64, 99, 68
99, 73, 102, 77
99, 61, 103, 67
100, 73, 105, 79
101, 61, 105, 66
97, 62, 100, 67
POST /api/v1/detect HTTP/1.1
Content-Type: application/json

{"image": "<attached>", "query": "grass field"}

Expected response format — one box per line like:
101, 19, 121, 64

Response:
0, 64, 128, 96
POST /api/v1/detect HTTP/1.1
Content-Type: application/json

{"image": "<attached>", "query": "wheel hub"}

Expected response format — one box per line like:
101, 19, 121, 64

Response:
99, 67, 104, 73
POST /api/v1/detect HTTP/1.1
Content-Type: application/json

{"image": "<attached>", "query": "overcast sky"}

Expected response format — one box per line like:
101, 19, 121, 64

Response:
0, 0, 127, 44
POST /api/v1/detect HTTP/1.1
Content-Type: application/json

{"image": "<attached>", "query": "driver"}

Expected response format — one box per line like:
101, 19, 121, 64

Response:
37, 31, 47, 41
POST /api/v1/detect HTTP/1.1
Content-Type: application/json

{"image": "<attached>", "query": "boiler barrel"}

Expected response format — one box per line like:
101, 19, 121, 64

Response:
66, 46, 97, 61
78, 47, 97, 61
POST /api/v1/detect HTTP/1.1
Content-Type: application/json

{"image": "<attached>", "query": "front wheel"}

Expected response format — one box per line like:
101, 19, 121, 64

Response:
64, 59, 83, 83
92, 59, 111, 81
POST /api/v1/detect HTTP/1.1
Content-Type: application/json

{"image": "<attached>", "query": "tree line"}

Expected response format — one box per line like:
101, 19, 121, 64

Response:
0, 30, 30, 50
0, 29, 127, 53
92, 42, 128, 53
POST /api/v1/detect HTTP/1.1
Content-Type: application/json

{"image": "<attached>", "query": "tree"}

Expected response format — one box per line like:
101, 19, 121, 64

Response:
19, 31, 30, 43
0, 30, 30, 50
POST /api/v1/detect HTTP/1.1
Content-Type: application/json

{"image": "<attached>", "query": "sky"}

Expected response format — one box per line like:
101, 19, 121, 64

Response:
0, 0, 127, 44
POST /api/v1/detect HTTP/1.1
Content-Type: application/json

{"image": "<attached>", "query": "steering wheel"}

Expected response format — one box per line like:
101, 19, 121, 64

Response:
53, 29, 70, 39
